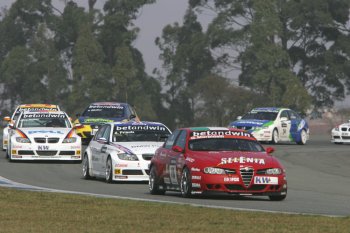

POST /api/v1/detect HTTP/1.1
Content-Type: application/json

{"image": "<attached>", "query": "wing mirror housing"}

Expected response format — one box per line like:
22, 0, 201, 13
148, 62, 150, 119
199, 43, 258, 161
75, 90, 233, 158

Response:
280, 117, 288, 122
265, 147, 275, 154
97, 137, 108, 144
8, 123, 15, 129
236, 116, 242, 120
172, 145, 184, 153
3, 116, 11, 122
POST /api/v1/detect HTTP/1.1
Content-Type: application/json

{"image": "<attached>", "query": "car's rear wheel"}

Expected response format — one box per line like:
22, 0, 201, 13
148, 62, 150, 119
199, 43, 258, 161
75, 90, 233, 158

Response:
297, 129, 307, 145
271, 129, 279, 144
269, 194, 287, 201
180, 167, 192, 198
106, 157, 113, 183
82, 155, 91, 179
149, 166, 165, 195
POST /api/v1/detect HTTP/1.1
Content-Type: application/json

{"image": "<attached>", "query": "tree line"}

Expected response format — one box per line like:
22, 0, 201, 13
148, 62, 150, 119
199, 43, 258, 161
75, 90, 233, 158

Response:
1, 0, 349, 130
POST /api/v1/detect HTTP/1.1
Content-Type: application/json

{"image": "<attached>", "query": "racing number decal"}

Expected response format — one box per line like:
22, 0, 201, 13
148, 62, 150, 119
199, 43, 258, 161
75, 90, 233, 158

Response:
169, 165, 178, 184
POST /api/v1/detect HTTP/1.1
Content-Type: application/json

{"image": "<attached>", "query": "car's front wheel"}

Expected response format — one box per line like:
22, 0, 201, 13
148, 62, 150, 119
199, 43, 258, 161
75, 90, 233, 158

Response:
149, 166, 165, 195
297, 129, 307, 145
180, 167, 192, 198
271, 129, 279, 144
82, 155, 91, 179
105, 157, 113, 183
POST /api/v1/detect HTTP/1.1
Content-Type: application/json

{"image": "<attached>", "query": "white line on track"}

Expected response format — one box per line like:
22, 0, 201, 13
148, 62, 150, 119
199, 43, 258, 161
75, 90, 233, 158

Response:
0, 176, 344, 218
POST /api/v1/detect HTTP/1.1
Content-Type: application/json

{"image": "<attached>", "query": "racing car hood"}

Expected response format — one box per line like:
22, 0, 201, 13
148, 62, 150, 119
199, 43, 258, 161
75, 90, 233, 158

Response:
18, 128, 73, 140
78, 117, 121, 125
230, 119, 272, 128
110, 141, 163, 155
185, 151, 282, 169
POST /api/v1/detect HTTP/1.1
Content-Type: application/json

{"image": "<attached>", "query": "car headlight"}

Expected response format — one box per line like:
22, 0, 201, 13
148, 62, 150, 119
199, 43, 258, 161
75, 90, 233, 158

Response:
16, 137, 31, 143
266, 168, 282, 175
203, 167, 226, 174
63, 137, 77, 143
333, 127, 339, 132
118, 153, 139, 161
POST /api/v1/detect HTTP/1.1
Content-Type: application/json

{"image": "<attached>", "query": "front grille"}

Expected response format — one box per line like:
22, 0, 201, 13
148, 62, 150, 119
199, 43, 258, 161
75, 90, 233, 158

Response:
59, 151, 75, 155
342, 136, 350, 139
142, 153, 154, 160
237, 126, 252, 130
122, 170, 143, 175
333, 136, 340, 139
36, 151, 57, 156
34, 138, 60, 143
240, 167, 254, 187
225, 184, 266, 191
34, 138, 46, 143
341, 127, 349, 131
18, 150, 35, 155
48, 138, 59, 143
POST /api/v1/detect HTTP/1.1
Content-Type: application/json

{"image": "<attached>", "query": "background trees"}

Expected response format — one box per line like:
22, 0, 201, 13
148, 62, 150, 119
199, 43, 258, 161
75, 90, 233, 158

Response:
1, 0, 350, 128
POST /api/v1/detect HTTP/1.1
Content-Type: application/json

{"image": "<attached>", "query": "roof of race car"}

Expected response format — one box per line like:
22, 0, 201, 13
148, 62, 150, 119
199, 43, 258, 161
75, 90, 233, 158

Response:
89, 102, 128, 106
18, 104, 60, 109
250, 107, 288, 113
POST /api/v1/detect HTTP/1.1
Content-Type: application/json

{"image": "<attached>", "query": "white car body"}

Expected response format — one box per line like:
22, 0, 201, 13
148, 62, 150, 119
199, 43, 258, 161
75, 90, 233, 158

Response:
83, 121, 171, 182
331, 120, 350, 144
2, 104, 60, 150
7, 111, 81, 161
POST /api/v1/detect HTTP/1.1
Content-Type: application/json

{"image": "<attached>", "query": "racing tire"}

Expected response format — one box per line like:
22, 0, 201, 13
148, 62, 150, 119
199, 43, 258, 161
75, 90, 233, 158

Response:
180, 167, 192, 198
6, 144, 12, 162
82, 155, 91, 179
296, 129, 307, 145
105, 157, 113, 183
271, 129, 279, 144
269, 194, 287, 201
149, 166, 166, 195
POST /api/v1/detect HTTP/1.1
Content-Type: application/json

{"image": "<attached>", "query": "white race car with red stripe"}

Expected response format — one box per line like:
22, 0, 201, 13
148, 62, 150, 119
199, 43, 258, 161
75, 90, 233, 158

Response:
6, 111, 81, 162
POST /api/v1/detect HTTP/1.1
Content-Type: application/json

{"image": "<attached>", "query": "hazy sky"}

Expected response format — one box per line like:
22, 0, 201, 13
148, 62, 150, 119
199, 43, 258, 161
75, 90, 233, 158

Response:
0, 0, 188, 74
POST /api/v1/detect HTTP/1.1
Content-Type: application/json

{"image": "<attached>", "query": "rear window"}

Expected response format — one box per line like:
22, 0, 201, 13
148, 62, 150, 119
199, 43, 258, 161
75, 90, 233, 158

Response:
82, 105, 125, 118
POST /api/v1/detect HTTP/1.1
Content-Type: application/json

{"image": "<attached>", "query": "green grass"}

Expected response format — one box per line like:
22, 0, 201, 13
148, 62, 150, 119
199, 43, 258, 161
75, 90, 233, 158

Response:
0, 187, 349, 233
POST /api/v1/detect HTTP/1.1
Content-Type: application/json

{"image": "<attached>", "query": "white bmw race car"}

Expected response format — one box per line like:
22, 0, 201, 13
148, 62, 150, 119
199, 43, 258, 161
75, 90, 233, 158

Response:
7, 110, 81, 161
83, 121, 171, 182
331, 120, 350, 144
2, 104, 60, 150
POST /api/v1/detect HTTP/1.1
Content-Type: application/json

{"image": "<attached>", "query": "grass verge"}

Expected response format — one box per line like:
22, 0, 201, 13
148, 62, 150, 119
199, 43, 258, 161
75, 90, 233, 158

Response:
0, 187, 349, 233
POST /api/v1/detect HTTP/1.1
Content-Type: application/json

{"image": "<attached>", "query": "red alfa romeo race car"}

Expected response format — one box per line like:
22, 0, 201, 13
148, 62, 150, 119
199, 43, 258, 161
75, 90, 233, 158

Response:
149, 127, 287, 201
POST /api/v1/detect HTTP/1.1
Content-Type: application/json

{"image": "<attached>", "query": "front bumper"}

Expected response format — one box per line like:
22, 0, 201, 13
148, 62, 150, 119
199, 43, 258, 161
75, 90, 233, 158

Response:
250, 130, 272, 142
190, 173, 287, 196
10, 142, 82, 161
331, 130, 350, 143
112, 160, 150, 181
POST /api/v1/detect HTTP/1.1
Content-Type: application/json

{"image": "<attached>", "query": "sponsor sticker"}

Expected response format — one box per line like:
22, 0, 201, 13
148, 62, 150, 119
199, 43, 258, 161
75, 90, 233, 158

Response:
115, 163, 128, 168
190, 131, 252, 140
219, 157, 265, 165
114, 169, 122, 174
254, 176, 278, 185
224, 177, 240, 182
191, 167, 200, 172
192, 183, 201, 188
192, 176, 201, 180
38, 145, 49, 151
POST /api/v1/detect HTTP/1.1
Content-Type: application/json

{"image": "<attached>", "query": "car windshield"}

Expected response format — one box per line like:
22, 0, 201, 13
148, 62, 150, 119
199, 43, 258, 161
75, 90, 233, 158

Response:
113, 126, 170, 142
82, 106, 125, 118
13, 107, 59, 121
188, 138, 264, 152
241, 111, 278, 121
18, 114, 71, 128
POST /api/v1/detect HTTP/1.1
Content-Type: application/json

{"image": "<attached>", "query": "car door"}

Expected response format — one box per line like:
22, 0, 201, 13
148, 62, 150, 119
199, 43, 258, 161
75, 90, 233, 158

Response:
90, 125, 107, 176
164, 130, 187, 187
99, 125, 112, 177
279, 110, 291, 141
156, 129, 180, 185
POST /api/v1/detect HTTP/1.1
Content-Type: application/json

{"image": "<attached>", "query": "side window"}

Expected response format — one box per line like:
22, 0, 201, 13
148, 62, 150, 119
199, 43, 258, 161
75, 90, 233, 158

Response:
164, 130, 180, 149
289, 110, 300, 120
94, 125, 107, 141
174, 130, 187, 148
125, 106, 132, 118
280, 110, 289, 120
102, 125, 111, 142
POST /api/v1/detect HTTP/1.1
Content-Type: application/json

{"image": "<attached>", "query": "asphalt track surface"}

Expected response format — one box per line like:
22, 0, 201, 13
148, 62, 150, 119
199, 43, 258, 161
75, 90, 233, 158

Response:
1, 134, 349, 217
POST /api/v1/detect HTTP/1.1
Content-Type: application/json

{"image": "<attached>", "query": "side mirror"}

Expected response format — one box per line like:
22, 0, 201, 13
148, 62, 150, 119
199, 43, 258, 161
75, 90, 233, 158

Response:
237, 116, 242, 120
3, 116, 11, 122
172, 145, 184, 153
265, 147, 274, 154
280, 117, 288, 122
129, 114, 136, 120
97, 137, 108, 144
74, 123, 84, 129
